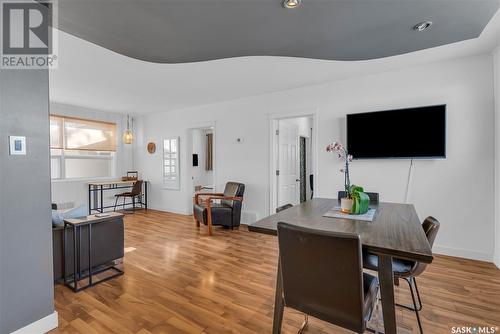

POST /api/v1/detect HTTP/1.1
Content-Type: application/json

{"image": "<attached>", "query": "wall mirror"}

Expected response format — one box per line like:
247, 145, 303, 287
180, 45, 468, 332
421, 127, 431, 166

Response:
163, 137, 180, 190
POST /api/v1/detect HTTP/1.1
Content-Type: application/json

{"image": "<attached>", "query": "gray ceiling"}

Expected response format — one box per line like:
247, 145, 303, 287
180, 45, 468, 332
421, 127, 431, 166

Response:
56, 0, 500, 63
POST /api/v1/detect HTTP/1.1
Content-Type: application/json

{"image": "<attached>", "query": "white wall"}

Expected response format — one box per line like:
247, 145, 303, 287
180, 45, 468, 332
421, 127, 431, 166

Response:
50, 103, 134, 209
136, 54, 495, 262
284, 117, 312, 138
494, 46, 500, 268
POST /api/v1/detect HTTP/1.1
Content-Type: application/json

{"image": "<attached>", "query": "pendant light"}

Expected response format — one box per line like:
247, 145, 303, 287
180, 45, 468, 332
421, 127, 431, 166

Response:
123, 114, 134, 144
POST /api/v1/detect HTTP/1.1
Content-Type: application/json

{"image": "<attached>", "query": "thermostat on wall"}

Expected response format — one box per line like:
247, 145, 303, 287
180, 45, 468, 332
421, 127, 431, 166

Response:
9, 136, 26, 155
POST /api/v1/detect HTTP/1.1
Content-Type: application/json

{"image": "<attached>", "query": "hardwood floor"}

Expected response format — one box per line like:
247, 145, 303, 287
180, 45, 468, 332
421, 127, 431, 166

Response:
51, 210, 500, 334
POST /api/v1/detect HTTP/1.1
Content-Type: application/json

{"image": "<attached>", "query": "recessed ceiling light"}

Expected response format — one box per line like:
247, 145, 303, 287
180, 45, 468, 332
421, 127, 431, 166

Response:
283, 0, 301, 9
413, 21, 433, 32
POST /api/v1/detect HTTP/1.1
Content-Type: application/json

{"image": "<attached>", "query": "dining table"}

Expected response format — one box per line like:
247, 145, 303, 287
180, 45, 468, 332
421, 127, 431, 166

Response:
248, 198, 433, 334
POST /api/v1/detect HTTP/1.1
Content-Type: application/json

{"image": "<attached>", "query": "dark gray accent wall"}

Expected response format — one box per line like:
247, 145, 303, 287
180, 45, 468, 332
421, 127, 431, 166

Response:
0, 69, 54, 333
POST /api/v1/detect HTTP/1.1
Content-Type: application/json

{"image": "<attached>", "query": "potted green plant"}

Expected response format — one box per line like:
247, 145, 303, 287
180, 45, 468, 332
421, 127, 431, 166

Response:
326, 142, 369, 214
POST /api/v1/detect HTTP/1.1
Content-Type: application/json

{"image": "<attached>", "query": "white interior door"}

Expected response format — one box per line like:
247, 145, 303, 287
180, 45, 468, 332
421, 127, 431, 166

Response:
278, 120, 300, 206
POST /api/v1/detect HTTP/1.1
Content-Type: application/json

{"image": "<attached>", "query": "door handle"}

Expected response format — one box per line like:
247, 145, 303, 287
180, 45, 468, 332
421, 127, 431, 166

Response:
296, 179, 300, 182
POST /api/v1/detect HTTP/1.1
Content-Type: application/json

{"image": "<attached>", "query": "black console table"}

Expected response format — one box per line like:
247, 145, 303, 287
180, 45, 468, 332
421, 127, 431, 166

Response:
63, 212, 124, 292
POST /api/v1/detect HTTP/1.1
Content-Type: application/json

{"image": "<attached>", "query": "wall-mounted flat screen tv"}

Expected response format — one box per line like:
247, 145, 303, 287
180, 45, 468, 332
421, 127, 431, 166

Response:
347, 105, 446, 159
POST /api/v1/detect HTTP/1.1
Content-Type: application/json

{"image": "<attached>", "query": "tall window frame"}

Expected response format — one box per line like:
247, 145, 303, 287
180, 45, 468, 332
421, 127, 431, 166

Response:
163, 137, 180, 190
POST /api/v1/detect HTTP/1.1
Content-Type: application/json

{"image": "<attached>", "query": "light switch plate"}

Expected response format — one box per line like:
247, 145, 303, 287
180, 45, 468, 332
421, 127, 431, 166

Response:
9, 136, 26, 155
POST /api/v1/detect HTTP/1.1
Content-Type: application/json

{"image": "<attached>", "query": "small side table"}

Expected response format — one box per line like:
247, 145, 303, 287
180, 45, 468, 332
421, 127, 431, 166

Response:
63, 212, 124, 292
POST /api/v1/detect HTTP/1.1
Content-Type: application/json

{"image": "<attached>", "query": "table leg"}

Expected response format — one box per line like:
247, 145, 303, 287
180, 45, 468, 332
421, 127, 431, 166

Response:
145, 181, 148, 210
379, 254, 397, 334
78, 226, 82, 283
93, 186, 98, 213
88, 184, 91, 215
272, 258, 284, 334
63, 222, 66, 285
73, 225, 77, 292
100, 185, 104, 213
88, 224, 92, 287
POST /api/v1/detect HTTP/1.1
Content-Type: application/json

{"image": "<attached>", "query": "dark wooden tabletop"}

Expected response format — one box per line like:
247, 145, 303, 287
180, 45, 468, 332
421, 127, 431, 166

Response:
249, 198, 433, 263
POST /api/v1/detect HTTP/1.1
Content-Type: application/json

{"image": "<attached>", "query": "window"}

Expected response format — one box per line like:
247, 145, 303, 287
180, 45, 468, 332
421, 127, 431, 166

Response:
50, 115, 117, 179
163, 137, 180, 189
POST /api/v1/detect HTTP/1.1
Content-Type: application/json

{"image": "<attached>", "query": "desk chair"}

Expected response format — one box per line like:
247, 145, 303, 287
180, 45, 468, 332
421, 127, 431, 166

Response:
113, 180, 143, 213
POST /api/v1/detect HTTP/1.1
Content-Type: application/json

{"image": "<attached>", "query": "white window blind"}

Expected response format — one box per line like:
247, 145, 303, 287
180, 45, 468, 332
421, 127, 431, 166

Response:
49, 115, 116, 179
50, 115, 117, 151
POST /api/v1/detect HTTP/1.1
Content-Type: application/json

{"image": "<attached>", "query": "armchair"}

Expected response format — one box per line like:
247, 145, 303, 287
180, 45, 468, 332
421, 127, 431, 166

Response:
193, 182, 245, 235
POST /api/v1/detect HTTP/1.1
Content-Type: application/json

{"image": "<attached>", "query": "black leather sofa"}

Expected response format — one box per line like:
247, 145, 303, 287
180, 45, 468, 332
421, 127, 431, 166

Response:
52, 205, 124, 282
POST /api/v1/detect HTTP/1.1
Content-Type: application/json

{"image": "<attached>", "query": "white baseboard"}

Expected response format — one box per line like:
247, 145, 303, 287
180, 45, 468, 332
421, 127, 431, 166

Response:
494, 253, 500, 269
433, 244, 493, 263
148, 205, 190, 216
146, 207, 260, 227
10, 311, 58, 334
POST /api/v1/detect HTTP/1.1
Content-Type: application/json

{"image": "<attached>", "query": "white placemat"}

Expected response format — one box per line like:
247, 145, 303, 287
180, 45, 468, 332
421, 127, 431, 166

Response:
323, 207, 377, 222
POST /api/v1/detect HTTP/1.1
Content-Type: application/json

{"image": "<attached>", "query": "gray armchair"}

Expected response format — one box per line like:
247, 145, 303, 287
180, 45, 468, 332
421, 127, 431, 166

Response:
193, 182, 245, 236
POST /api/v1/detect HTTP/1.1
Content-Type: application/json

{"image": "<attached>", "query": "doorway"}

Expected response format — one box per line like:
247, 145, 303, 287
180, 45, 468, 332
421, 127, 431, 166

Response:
187, 126, 215, 214
299, 136, 307, 203
270, 114, 316, 214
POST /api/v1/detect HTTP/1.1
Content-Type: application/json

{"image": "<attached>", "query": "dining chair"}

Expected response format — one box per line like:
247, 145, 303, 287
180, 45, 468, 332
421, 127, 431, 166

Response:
113, 180, 143, 213
277, 222, 379, 334
338, 191, 379, 203
363, 216, 440, 334
276, 203, 293, 213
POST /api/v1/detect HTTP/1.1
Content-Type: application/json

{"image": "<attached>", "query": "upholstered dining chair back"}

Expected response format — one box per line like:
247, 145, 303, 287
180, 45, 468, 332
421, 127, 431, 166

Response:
276, 204, 293, 213
422, 216, 440, 248
412, 216, 440, 276
277, 222, 375, 333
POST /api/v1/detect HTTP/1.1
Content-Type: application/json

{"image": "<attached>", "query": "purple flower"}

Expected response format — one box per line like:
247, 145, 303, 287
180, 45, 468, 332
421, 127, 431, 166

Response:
326, 140, 354, 196
326, 140, 354, 162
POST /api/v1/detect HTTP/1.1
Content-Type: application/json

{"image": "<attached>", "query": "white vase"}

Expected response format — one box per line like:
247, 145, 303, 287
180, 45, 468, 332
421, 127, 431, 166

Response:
340, 198, 353, 213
